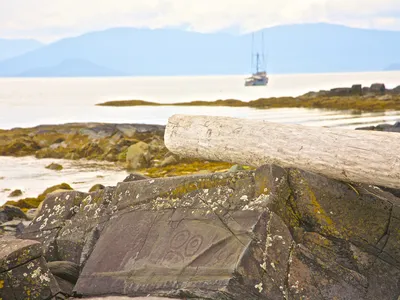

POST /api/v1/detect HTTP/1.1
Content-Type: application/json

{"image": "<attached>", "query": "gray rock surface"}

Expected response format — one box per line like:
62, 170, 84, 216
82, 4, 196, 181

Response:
15, 165, 400, 299
0, 238, 62, 299
301, 83, 400, 97
48, 261, 80, 296
123, 173, 149, 182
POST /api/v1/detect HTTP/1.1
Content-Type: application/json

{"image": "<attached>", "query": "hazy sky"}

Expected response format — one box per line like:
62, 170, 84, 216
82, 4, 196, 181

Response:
1, 0, 400, 42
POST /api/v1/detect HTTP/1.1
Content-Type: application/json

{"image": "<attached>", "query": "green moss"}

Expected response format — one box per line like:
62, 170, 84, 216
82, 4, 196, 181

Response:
141, 161, 233, 178
96, 100, 161, 106
89, 184, 105, 193
3, 183, 73, 211
45, 163, 63, 171
8, 189, 23, 197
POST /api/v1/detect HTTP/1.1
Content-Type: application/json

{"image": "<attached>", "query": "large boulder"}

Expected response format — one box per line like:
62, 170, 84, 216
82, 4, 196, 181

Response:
19, 187, 116, 269
392, 85, 400, 94
19, 190, 89, 262
0, 205, 28, 223
351, 84, 362, 95
20, 165, 400, 299
356, 121, 400, 133
0, 238, 62, 299
370, 83, 386, 94
126, 141, 151, 170
328, 87, 352, 96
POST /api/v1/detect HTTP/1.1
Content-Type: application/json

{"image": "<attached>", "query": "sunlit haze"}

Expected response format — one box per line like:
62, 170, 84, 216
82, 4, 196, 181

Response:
1, 0, 400, 42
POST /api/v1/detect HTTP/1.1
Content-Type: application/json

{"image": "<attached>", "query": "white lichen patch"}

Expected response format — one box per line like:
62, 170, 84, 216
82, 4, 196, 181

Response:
291, 280, 300, 293
39, 218, 48, 230
243, 194, 270, 211
260, 262, 267, 271
53, 203, 66, 215
39, 272, 51, 283
255, 282, 263, 293
93, 207, 102, 218
70, 205, 80, 213
31, 267, 41, 279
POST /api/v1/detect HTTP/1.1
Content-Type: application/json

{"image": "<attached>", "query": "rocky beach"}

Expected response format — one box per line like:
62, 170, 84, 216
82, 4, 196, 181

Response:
1, 85, 400, 299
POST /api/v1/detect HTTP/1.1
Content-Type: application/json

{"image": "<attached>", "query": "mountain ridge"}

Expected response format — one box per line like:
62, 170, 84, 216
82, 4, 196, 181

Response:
0, 23, 399, 77
0, 38, 43, 62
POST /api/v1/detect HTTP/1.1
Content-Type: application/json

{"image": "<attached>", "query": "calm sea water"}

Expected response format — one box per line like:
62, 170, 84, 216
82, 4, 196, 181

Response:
0, 71, 400, 129
1, 71, 400, 205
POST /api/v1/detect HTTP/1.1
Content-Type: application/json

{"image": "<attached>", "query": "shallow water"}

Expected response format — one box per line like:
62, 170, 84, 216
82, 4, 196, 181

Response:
0, 157, 128, 205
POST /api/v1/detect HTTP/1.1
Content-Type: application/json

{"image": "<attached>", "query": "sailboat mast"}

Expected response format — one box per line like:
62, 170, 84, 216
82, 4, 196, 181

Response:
256, 53, 260, 73
251, 33, 254, 73
261, 31, 265, 71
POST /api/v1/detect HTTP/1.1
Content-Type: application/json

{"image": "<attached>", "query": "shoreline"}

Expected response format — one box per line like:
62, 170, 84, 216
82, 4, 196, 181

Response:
1, 82, 400, 212
96, 83, 400, 112
1, 119, 399, 211
0, 122, 234, 210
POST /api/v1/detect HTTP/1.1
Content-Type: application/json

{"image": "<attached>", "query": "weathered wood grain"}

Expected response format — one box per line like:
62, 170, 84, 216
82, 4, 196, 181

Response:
165, 114, 400, 189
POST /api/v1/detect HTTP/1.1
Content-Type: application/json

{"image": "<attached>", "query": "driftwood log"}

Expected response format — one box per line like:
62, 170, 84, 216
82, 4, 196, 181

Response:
165, 114, 400, 189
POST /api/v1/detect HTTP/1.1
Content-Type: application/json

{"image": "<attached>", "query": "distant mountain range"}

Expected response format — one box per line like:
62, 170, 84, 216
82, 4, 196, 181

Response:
0, 39, 43, 62
1, 23, 399, 77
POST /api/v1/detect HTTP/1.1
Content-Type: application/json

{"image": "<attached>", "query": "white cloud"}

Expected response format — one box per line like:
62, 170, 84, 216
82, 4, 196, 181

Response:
0, 0, 399, 42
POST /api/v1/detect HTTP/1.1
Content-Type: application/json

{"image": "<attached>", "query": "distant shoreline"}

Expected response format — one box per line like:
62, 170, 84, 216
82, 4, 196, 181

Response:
96, 83, 400, 112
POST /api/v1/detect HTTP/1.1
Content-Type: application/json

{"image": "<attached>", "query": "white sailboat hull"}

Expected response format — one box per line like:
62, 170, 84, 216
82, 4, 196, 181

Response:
245, 72, 269, 86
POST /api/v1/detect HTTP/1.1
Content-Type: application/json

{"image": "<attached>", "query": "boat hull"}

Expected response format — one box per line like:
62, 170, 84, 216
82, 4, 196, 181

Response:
244, 77, 268, 86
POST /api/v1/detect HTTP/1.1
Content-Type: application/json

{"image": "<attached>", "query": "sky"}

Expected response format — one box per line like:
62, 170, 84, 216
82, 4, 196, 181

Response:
1, 0, 400, 42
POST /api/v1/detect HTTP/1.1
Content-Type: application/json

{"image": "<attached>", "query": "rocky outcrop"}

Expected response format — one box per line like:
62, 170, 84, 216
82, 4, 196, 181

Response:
122, 173, 149, 182
126, 141, 151, 170
0, 123, 166, 165
0, 123, 230, 178
302, 83, 400, 98
0, 205, 30, 238
11, 164, 400, 299
356, 121, 400, 133
0, 238, 63, 299
0, 205, 28, 223
8, 189, 23, 197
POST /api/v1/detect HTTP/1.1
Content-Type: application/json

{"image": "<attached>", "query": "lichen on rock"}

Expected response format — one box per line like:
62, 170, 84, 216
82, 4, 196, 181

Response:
8, 164, 400, 299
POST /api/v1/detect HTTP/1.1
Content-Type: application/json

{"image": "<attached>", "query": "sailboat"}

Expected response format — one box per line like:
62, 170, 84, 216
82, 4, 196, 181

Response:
244, 31, 269, 87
